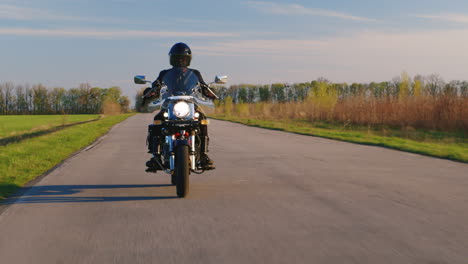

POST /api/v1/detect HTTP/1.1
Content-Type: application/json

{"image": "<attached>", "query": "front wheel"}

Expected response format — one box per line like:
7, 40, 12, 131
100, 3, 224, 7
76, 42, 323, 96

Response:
175, 145, 189, 197
171, 174, 176, 185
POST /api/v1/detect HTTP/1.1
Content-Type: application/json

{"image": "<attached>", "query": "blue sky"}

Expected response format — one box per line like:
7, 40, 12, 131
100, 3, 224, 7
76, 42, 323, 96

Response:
1, 0, 468, 101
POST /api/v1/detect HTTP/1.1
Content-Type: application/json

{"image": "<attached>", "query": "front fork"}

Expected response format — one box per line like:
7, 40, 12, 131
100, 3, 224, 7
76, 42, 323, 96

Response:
167, 132, 196, 171
190, 134, 196, 170
167, 135, 175, 171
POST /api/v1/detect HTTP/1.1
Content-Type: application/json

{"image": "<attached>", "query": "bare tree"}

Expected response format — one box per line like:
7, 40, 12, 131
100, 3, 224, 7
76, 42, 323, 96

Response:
425, 73, 445, 96
3, 82, 15, 115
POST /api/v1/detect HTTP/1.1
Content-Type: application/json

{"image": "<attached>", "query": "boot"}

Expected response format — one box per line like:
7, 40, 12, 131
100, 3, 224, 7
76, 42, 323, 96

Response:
200, 154, 215, 170
200, 136, 215, 170
146, 155, 163, 172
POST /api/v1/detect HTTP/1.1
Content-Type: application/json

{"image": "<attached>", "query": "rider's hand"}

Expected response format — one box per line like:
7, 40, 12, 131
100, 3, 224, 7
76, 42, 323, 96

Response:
206, 91, 216, 99
201, 84, 216, 99
144, 87, 159, 98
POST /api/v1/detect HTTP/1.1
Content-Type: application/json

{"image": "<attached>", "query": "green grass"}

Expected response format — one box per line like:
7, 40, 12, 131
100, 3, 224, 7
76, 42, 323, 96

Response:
0, 114, 135, 199
211, 115, 468, 163
0, 114, 100, 139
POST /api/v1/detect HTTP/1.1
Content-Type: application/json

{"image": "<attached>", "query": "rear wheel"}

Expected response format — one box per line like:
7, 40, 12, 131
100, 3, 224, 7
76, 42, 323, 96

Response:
175, 145, 189, 197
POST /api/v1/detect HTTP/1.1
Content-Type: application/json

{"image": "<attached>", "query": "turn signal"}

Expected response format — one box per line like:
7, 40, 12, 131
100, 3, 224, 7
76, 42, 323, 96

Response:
201, 120, 209, 125
184, 132, 190, 138
153, 120, 162, 125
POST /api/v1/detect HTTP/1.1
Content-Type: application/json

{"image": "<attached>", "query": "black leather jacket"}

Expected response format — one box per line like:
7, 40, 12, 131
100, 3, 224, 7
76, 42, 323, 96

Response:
142, 67, 214, 107
152, 68, 207, 89
152, 68, 214, 98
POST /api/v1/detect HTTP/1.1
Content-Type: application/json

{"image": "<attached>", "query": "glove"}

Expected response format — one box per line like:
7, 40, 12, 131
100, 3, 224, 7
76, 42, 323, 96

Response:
201, 84, 217, 99
143, 87, 159, 98
205, 91, 216, 99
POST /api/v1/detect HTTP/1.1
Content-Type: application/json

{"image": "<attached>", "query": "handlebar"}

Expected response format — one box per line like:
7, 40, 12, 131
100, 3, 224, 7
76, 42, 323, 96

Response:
203, 85, 219, 99
142, 87, 156, 98
142, 83, 218, 100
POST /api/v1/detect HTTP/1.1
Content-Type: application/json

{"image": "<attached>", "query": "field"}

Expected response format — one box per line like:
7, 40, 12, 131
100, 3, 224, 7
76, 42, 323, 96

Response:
0, 114, 135, 199
0, 114, 100, 139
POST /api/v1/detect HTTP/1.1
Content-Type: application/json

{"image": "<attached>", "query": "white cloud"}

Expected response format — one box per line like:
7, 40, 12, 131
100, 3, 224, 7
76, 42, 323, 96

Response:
245, 1, 377, 22
0, 27, 239, 38
194, 39, 326, 57
0, 4, 87, 21
415, 13, 468, 23
194, 29, 468, 83
0, 4, 148, 25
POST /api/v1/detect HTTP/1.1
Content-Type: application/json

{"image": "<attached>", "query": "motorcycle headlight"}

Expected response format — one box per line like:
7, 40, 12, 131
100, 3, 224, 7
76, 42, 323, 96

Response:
173, 102, 190, 118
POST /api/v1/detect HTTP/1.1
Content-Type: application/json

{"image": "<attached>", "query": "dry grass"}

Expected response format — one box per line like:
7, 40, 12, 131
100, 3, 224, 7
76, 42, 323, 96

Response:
215, 95, 468, 134
101, 101, 122, 115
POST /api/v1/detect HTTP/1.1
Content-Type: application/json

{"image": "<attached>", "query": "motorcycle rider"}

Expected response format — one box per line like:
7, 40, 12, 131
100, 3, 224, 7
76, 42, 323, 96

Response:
144, 42, 216, 172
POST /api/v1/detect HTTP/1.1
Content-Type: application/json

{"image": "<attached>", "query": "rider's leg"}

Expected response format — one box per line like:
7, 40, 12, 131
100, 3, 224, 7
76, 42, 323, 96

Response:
199, 115, 215, 170
146, 112, 164, 171
147, 125, 160, 153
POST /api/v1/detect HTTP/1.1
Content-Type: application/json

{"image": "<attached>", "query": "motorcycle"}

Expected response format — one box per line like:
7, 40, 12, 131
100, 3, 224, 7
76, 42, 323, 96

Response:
134, 69, 227, 198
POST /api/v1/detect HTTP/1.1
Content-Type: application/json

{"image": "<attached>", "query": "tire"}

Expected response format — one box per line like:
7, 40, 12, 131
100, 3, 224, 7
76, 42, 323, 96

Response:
175, 145, 189, 197
171, 174, 176, 185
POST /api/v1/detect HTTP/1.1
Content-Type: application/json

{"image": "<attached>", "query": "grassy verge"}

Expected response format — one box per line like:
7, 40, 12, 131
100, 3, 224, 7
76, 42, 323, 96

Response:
210, 115, 468, 163
0, 113, 135, 199
0, 114, 101, 138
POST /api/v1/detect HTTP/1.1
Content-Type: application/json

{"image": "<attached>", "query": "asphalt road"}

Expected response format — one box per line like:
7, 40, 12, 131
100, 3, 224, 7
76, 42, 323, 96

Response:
1, 113, 467, 264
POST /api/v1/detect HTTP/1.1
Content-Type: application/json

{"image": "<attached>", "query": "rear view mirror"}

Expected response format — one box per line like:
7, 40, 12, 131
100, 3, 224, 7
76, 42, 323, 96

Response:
214, 75, 228, 84
134, 75, 149, 84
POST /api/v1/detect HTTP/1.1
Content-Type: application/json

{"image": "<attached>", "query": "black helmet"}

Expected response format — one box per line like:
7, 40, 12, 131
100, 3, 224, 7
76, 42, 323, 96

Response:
169, 42, 192, 67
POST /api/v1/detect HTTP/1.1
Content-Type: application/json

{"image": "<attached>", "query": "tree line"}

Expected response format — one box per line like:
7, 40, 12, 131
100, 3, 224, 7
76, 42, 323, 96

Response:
215, 73, 468, 104
213, 73, 468, 133
0, 83, 130, 115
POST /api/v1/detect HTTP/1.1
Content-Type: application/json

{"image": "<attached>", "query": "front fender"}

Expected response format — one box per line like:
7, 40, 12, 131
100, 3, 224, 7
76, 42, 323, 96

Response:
174, 139, 190, 147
